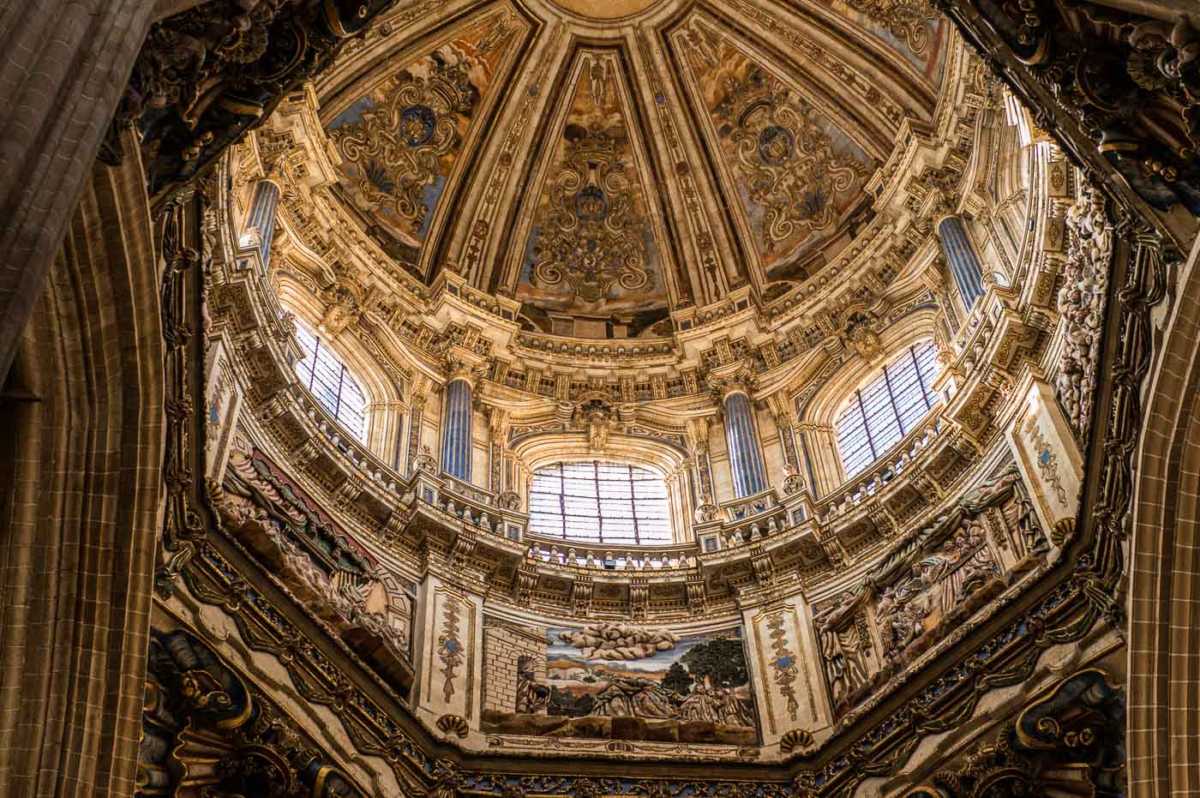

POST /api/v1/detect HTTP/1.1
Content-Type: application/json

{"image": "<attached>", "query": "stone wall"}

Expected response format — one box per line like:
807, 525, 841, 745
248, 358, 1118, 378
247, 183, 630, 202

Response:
483, 622, 547, 714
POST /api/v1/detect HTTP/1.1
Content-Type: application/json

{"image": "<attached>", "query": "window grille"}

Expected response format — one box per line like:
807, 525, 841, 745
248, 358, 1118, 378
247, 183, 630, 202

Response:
294, 323, 368, 441
836, 343, 940, 478
527, 461, 671, 545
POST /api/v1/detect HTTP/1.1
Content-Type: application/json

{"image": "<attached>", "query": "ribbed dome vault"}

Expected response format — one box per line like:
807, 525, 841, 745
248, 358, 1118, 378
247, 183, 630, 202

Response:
310, 0, 949, 338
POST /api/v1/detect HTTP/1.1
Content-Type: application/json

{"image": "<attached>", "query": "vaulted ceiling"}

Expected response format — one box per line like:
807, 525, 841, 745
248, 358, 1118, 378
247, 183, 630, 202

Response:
313, 0, 950, 338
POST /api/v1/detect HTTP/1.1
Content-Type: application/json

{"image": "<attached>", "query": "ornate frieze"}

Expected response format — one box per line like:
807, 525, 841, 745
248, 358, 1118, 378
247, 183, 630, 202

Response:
1055, 183, 1113, 438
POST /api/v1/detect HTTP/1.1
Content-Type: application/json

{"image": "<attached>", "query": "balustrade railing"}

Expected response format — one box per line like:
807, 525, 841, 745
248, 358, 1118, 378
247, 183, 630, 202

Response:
523, 541, 696, 572
814, 412, 945, 524
412, 471, 527, 543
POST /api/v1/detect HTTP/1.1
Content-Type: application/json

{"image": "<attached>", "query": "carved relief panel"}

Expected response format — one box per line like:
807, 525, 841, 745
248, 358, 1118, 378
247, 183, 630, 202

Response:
811, 466, 1049, 719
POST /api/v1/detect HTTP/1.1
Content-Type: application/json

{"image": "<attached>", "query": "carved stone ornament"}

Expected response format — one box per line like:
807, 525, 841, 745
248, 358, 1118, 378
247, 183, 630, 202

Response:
944, 0, 1200, 213
780, 728, 816, 755
110, 0, 398, 195
1055, 184, 1112, 437
137, 628, 368, 798
415, 445, 437, 473
437, 714, 470, 738
903, 669, 1125, 797
841, 310, 883, 361
782, 466, 806, 496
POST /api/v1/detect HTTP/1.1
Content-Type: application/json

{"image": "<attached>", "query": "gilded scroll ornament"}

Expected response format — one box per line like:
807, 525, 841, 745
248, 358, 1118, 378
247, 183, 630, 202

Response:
530, 124, 653, 304
330, 59, 478, 240
851, 0, 939, 56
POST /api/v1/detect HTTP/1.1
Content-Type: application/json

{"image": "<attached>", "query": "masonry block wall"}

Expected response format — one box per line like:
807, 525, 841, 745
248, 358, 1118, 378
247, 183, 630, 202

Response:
483, 622, 547, 713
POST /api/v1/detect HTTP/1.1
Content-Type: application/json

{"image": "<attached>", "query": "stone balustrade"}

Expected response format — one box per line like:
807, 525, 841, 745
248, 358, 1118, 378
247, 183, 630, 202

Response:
817, 413, 945, 524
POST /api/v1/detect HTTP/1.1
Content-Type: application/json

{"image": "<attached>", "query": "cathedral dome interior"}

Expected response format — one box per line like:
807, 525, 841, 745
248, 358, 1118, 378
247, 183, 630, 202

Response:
1, 0, 1199, 796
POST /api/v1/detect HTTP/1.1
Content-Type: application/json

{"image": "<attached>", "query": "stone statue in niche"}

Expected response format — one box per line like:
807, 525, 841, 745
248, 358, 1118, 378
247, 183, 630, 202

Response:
813, 592, 872, 711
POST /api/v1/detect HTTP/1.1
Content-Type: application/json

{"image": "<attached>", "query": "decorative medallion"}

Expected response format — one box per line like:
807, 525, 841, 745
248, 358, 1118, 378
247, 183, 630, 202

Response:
327, 10, 520, 260
675, 20, 875, 278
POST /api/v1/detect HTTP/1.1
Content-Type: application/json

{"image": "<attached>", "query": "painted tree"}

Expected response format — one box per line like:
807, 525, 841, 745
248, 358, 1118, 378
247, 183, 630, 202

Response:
680, 638, 748, 688
661, 661, 694, 696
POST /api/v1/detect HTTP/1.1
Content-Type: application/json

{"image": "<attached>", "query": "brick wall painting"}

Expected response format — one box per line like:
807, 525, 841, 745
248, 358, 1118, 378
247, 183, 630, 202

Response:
483, 622, 548, 714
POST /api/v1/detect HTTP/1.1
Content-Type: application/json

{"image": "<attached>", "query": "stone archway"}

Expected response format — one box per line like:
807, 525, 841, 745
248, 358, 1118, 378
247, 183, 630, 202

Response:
1128, 235, 1200, 796
0, 137, 163, 797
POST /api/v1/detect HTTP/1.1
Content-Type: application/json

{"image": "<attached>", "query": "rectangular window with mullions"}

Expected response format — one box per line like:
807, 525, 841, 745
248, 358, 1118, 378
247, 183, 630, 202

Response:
527, 461, 672, 545
293, 323, 368, 441
835, 342, 941, 479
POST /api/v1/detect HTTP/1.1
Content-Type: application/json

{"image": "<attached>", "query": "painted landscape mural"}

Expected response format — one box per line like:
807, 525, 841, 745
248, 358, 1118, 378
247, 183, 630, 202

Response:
482, 622, 758, 744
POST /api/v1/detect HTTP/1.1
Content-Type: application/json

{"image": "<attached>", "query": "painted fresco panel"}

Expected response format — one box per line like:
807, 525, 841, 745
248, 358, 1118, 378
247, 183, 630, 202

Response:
326, 10, 520, 263
515, 53, 670, 334
814, 0, 949, 80
674, 19, 875, 277
481, 622, 759, 744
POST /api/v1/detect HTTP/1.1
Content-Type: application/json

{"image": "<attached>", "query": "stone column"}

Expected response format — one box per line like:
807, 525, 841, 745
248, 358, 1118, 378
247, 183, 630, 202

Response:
723, 391, 768, 498
0, 0, 156, 380
0, 133, 164, 797
936, 216, 986, 312
242, 180, 280, 271
440, 378, 474, 481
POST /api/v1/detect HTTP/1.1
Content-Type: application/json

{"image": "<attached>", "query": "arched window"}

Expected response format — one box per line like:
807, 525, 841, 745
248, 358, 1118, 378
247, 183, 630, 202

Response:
836, 342, 940, 478
294, 323, 368, 440
528, 461, 671, 545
